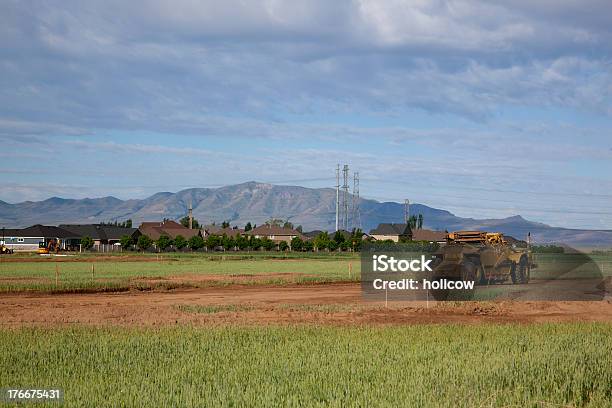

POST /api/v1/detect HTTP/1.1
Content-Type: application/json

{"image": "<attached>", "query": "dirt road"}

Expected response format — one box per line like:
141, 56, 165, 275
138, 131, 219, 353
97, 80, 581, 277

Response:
1, 282, 612, 327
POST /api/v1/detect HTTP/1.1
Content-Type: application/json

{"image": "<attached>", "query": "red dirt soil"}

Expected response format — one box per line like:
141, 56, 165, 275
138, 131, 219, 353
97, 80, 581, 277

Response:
1, 283, 612, 327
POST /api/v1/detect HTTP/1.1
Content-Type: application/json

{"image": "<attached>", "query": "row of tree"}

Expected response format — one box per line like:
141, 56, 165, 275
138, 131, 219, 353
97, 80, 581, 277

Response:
110, 229, 366, 252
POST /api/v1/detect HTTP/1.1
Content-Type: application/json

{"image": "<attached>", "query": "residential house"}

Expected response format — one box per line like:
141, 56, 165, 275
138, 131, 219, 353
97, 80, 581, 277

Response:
138, 220, 201, 240
59, 224, 141, 249
411, 229, 447, 244
201, 224, 222, 237
248, 225, 305, 244
1, 225, 77, 251
217, 227, 245, 238
369, 223, 412, 242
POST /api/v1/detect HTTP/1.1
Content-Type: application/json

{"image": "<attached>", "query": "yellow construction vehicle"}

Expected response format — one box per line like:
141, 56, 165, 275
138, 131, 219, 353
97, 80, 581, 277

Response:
38, 239, 62, 255
429, 231, 534, 300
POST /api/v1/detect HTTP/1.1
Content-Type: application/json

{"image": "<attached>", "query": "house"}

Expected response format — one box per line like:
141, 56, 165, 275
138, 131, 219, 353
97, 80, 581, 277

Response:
202, 224, 222, 237
217, 227, 245, 238
248, 225, 305, 244
138, 220, 201, 240
411, 229, 447, 244
59, 224, 141, 249
369, 223, 412, 242
1, 225, 77, 251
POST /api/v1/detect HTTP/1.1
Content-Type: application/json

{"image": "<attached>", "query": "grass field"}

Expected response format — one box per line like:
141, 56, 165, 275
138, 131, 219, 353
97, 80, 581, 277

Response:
1, 324, 611, 407
0, 252, 609, 293
0, 254, 360, 292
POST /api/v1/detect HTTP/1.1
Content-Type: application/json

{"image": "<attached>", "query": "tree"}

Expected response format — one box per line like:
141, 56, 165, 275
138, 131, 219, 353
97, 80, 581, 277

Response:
290, 236, 304, 251
282, 221, 294, 230
250, 237, 262, 250
279, 241, 289, 251
156, 235, 172, 251
265, 218, 283, 227
222, 235, 235, 251
124, 219, 132, 228
244, 222, 253, 232
180, 216, 199, 229
235, 235, 249, 250
221, 221, 230, 229
188, 235, 204, 251
333, 231, 345, 244
119, 235, 134, 249
350, 228, 364, 251
313, 232, 330, 251
206, 235, 220, 250
417, 214, 423, 230
303, 240, 314, 252
328, 240, 339, 251
173, 235, 187, 250
408, 215, 418, 229
295, 225, 303, 233
261, 237, 275, 251
80, 236, 94, 250
137, 235, 153, 251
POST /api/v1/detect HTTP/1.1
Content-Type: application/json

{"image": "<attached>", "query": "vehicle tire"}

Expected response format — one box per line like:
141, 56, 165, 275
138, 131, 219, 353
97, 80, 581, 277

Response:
510, 262, 519, 284
428, 278, 449, 301
518, 257, 529, 284
476, 264, 487, 285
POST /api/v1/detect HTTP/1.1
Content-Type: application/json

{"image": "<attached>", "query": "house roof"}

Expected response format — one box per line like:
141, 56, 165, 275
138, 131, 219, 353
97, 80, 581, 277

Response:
140, 220, 183, 229
7, 224, 77, 239
203, 225, 222, 235
59, 224, 139, 241
411, 229, 447, 242
138, 220, 200, 240
370, 223, 412, 236
249, 225, 305, 238
0, 228, 22, 237
217, 227, 245, 238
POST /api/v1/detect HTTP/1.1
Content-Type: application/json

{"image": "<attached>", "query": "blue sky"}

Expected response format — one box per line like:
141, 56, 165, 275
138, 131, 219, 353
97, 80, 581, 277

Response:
1, 0, 611, 229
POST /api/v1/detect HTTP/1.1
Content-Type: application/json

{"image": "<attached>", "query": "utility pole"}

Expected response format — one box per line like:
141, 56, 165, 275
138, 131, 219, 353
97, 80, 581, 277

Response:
352, 172, 360, 231
342, 165, 349, 230
404, 199, 410, 225
188, 201, 193, 230
335, 164, 340, 232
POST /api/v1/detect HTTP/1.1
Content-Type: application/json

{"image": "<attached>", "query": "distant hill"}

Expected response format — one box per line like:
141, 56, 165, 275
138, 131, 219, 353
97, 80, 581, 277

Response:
1, 181, 611, 248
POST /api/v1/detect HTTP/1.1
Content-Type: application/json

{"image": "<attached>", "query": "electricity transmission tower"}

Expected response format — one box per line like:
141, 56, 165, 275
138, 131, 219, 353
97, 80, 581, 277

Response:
342, 165, 349, 230
335, 164, 340, 232
352, 172, 360, 231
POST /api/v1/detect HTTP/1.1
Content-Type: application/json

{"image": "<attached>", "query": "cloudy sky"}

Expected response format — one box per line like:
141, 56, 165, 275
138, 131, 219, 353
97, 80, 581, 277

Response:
1, 0, 611, 229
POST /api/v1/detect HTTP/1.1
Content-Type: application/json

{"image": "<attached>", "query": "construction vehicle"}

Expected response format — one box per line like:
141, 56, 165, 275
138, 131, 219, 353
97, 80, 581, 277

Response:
429, 231, 534, 300
38, 239, 62, 255
0, 244, 13, 254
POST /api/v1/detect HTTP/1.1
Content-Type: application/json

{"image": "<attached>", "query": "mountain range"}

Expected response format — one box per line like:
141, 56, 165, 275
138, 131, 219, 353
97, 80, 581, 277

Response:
1, 181, 611, 248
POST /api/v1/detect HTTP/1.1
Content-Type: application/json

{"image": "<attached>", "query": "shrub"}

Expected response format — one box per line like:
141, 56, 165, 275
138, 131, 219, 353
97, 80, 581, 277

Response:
119, 235, 134, 249
187, 235, 204, 250
80, 236, 94, 250
137, 235, 153, 251
173, 235, 187, 250
156, 235, 173, 251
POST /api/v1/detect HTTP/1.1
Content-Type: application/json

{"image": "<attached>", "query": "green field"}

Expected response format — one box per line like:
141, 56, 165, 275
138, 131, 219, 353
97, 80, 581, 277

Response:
0, 253, 360, 293
1, 324, 611, 407
0, 252, 609, 293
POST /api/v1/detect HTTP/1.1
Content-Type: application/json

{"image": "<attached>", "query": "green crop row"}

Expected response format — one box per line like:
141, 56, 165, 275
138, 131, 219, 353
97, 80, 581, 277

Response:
1, 324, 611, 407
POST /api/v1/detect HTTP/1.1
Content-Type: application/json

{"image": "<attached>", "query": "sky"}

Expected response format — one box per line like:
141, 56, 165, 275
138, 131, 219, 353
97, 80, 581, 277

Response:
1, 0, 611, 229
